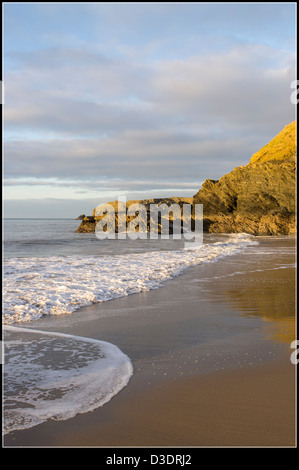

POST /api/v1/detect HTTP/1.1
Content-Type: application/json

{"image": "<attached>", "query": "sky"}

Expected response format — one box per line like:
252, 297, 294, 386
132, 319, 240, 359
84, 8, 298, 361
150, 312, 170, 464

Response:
3, 2, 296, 218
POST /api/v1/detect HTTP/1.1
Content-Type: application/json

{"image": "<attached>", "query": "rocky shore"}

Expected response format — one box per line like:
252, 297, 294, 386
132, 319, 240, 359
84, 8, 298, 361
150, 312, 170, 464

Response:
76, 197, 193, 234
76, 122, 296, 236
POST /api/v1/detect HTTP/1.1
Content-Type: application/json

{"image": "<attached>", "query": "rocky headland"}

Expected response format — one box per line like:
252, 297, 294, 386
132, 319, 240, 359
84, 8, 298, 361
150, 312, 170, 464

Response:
76, 122, 296, 236
194, 121, 296, 235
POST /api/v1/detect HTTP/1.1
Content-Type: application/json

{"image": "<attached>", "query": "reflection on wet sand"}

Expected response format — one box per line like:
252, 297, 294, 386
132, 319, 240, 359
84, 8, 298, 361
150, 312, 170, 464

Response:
223, 265, 295, 344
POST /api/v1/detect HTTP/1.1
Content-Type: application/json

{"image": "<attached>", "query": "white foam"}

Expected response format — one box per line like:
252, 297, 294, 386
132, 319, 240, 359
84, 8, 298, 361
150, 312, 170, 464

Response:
3, 326, 133, 434
3, 234, 258, 324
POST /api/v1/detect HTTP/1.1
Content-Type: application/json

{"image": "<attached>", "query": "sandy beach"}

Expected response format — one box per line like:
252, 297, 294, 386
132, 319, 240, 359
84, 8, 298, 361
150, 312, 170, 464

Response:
3, 237, 296, 447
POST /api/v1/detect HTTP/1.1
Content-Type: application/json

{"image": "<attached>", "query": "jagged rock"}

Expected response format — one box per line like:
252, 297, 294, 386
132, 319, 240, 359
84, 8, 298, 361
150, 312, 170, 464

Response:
76, 216, 96, 233
193, 122, 296, 235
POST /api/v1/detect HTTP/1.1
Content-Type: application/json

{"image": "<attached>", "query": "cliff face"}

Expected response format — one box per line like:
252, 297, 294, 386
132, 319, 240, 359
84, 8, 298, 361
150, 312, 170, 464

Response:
193, 122, 296, 235
76, 122, 296, 236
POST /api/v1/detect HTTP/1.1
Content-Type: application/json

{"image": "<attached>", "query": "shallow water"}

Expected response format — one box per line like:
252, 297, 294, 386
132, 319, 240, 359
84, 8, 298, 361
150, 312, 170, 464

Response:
3, 219, 296, 434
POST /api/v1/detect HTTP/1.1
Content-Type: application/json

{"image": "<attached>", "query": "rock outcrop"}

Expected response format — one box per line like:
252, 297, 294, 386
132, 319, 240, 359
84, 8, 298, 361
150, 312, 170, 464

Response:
76, 198, 193, 233
76, 122, 296, 236
76, 216, 96, 232
193, 122, 296, 235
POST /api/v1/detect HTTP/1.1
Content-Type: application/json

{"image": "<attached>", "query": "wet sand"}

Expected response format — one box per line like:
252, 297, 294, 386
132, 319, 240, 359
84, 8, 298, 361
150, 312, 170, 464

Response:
3, 237, 296, 447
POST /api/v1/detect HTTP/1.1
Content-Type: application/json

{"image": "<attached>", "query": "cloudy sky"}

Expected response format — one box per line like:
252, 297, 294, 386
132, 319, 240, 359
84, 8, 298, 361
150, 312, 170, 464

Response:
3, 2, 296, 218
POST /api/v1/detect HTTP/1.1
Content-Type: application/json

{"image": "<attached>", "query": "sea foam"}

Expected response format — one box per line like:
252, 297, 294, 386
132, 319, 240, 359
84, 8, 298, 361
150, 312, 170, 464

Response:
3, 326, 133, 434
3, 234, 258, 324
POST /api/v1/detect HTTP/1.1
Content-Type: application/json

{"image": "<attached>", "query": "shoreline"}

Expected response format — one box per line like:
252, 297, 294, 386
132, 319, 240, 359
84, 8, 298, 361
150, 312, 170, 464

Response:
3, 237, 296, 447
4, 359, 295, 448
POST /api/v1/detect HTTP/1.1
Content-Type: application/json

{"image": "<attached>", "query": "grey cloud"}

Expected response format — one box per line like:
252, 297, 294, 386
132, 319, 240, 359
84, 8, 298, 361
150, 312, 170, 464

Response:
4, 177, 202, 193
4, 41, 296, 189
151, 44, 295, 133
9, 47, 111, 68
4, 128, 259, 183
4, 98, 156, 137
5, 43, 294, 134
5, 46, 153, 105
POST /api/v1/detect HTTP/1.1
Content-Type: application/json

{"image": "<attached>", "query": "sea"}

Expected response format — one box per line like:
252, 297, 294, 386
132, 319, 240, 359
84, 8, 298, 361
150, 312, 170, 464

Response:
2, 218, 292, 435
